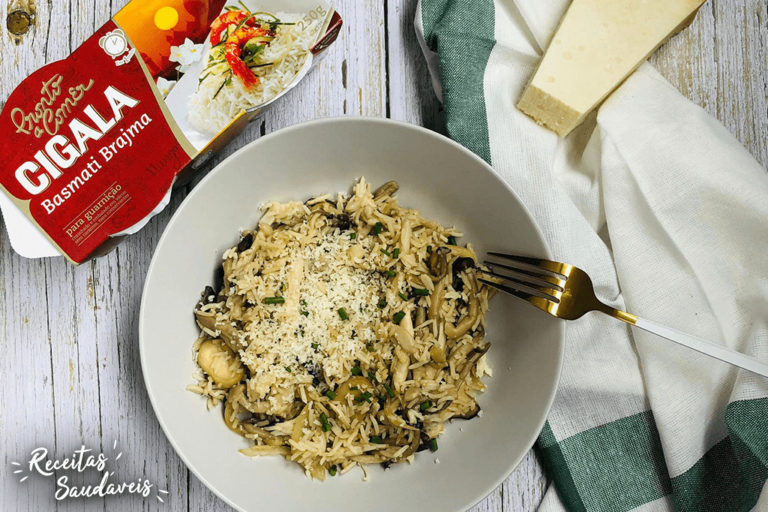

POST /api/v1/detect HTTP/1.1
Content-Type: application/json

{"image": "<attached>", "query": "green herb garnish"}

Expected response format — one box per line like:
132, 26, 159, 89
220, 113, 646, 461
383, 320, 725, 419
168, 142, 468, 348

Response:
373, 222, 383, 235
420, 400, 432, 412
393, 312, 406, 325
338, 308, 349, 320
429, 439, 438, 452
212, 71, 233, 100
355, 392, 372, 403
377, 298, 387, 309
325, 390, 337, 400
320, 413, 330, 432
351, 366, 362, 376
264, 297, 285, 304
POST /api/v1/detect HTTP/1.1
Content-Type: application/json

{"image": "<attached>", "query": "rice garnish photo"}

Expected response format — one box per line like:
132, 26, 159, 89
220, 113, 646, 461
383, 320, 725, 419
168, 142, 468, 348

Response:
188, 4, 322, 134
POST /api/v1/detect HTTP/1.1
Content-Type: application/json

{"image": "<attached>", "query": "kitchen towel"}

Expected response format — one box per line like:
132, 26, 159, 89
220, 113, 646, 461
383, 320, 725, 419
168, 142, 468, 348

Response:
416, 0, 768, 510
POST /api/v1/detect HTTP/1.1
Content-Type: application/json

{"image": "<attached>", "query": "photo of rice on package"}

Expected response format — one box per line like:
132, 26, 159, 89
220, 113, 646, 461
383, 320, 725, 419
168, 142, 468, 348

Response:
164, 0, 336, 149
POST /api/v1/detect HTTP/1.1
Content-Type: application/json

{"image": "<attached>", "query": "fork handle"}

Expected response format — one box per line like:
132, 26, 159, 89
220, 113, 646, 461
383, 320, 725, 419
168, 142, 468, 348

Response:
609, 311, 768, 378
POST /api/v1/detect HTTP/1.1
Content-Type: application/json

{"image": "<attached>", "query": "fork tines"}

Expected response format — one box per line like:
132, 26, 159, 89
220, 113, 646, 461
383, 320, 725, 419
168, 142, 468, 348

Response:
480, 252, 568, 303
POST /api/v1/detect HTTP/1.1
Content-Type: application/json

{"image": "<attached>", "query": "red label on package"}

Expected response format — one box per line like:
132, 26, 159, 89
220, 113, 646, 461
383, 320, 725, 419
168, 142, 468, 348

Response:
0, 21, 193, 263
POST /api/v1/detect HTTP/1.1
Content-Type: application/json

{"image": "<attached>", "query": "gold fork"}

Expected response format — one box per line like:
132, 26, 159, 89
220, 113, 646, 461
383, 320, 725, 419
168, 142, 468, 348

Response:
479, 252, 768, 378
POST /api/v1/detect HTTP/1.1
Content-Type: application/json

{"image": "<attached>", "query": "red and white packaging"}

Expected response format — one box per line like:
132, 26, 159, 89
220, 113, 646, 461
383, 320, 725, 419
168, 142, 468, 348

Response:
0, 0, 342, 263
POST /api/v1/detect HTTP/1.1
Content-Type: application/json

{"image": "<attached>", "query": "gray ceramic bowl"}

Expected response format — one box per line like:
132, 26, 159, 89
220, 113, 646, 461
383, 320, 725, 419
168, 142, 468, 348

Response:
140, 117, 564, 512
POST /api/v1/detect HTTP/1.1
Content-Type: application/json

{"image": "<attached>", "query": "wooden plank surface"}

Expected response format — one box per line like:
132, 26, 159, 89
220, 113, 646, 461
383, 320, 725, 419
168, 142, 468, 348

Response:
0, 0, 766, 511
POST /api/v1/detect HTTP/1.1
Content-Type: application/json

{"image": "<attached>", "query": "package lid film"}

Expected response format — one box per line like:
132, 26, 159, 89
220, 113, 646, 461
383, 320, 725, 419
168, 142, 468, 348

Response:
0, 0, 342, 263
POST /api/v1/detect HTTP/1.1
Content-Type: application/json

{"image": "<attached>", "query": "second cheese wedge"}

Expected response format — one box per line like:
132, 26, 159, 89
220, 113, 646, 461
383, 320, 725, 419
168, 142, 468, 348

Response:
517, 0, 706, 136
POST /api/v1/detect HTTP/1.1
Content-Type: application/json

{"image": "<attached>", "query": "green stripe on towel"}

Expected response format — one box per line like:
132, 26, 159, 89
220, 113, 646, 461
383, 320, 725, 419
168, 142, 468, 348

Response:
420, 0, 495, 164
538, 401, 768, 511
669, 398, 768, 512
537, 422, 588, 512
539, 412, 672, 512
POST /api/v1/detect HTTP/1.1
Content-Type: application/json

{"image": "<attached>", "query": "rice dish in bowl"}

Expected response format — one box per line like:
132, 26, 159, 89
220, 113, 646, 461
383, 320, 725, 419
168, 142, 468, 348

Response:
188, 179, 496, 480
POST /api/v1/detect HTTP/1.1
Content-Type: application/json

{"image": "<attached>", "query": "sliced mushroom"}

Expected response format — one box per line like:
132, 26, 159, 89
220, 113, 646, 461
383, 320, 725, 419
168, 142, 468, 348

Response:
429, 346, 447, 364
237, 233, 254, 253
391, 347, 409, 392
445, 277, 480, 339
414, 306, 426, 327
427, 247, 450, 281
448, 246, 476, 259
335, 376, 374, 401
451, 257, 476, 292
451, 404, 481, 420
291, 405, 309, 442
330, 213, 354, 231
308, 462, 326, 481
400, 217, 412, 255
223, 384, 249, 434
197, 339, 245, 388
347, 244, 364, 261
457, 345, 490, 384
397, 431, 422, 460
381, 401, 418, 430
240, 445, 291, 456
373, 180, 399, 200
195, 310, 217, 331
391, 312, 417, 354
198, 286, 217, 307
429, 275, 450, 321
429, 324, 447, 363
194, 311, 240, 352
240, 423, 285, 446
352, 454, 389, 464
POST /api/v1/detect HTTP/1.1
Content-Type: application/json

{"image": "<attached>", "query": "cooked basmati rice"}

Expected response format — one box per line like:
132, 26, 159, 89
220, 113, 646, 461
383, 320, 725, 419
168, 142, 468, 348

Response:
188, 11, 321, 134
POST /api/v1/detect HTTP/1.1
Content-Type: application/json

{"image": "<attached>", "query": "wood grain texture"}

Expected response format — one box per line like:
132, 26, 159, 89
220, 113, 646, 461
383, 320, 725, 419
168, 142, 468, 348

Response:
387, 0, 445, 132
0, 0, 766, 511
650, 0, 768, 167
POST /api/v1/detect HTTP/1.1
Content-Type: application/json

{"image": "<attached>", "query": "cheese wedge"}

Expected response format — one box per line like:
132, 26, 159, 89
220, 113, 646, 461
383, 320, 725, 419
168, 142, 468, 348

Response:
517, 0, 706, 136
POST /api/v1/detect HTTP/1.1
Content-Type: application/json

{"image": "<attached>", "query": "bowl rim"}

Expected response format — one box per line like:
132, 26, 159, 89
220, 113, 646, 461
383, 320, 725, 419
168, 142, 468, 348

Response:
139, 116, 564, 512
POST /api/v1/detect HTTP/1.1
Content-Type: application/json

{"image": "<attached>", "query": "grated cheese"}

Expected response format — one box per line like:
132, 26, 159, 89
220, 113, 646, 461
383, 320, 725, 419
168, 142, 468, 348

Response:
240, 230, 387, 385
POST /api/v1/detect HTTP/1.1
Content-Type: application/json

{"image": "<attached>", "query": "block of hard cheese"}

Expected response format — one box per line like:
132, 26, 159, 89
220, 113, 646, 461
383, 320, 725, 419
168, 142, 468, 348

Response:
517, 0, 706, 136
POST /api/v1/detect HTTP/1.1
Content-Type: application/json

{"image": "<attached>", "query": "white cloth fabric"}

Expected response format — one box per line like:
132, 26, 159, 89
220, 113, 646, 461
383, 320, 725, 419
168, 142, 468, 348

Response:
418, 0, 768, 509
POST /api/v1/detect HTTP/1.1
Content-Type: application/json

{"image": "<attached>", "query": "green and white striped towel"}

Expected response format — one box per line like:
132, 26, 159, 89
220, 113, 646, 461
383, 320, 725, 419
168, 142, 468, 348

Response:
415, 1, 768, 510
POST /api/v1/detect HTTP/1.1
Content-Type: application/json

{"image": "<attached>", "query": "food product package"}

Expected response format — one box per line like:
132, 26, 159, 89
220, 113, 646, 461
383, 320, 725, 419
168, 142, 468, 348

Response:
0, 0, 342, 263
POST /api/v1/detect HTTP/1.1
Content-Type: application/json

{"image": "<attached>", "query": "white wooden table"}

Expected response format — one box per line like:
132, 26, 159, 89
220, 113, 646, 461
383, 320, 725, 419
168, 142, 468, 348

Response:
1, 1, 765, 511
